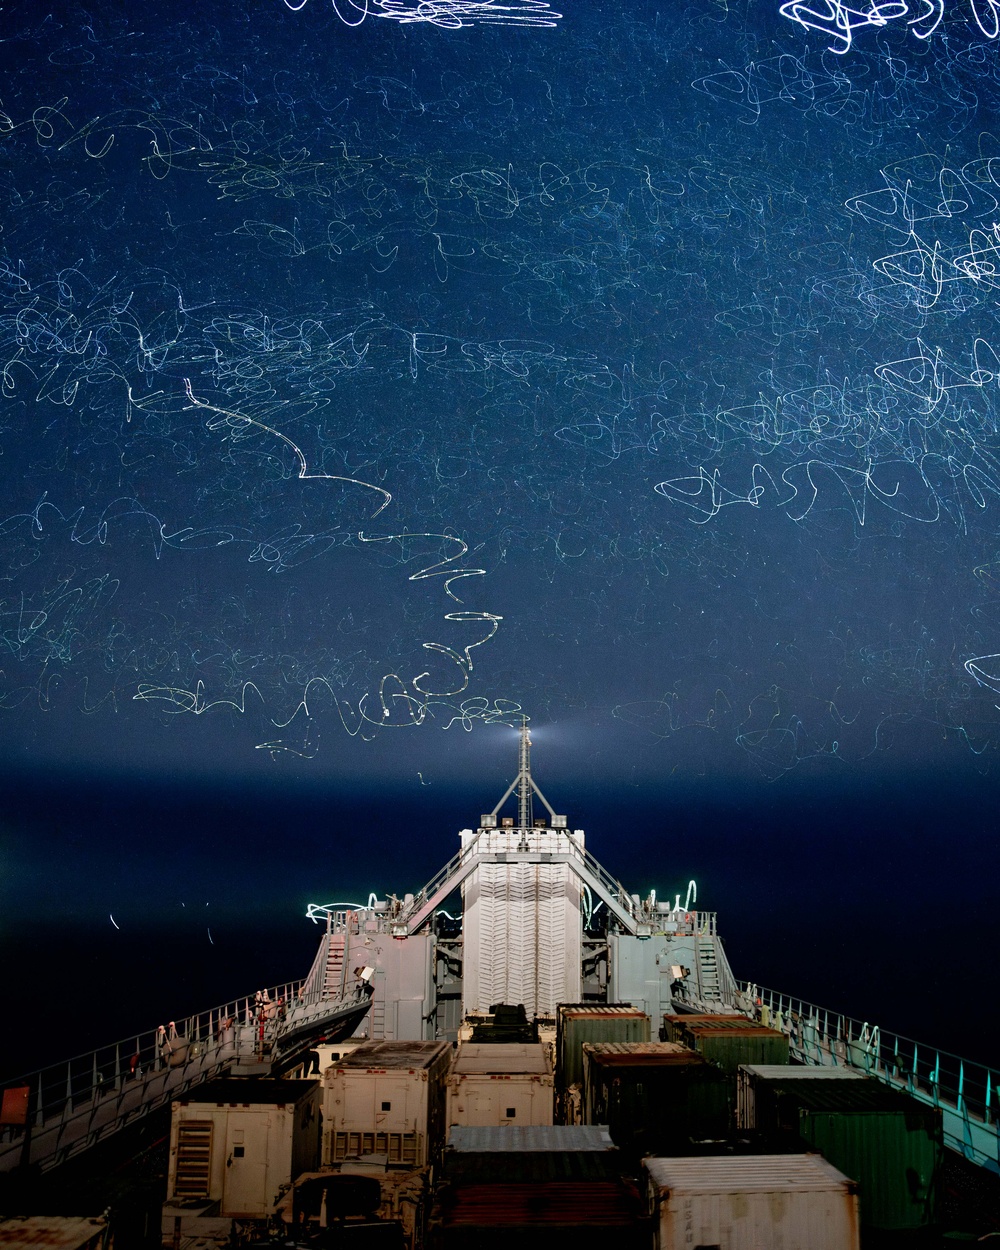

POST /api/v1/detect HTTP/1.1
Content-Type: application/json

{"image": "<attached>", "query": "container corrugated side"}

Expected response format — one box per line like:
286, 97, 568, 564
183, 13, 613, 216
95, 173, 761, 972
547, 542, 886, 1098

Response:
556, 1006, 650, 1094
745, 1078, 943, 1230
582, 1043, 729, 1154
681, 1024, 790, 1073
645, 1153, 860, 1250
435, 1180, 648, 1249
737, 1063, 865, 1129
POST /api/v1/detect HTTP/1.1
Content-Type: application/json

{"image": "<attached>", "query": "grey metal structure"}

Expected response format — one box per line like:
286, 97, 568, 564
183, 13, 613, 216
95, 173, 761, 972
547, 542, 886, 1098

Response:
0, 978, 372, 1176
2, 727, 997, 1183
304, 724, 741, 1035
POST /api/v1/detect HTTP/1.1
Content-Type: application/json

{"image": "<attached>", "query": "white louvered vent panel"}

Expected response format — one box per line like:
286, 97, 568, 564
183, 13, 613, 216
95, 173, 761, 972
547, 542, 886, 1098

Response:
462, 827, 585, 1018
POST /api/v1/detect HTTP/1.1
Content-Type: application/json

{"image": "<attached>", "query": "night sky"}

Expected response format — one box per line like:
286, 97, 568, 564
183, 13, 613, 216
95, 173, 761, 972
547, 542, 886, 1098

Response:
1, 0, 999, 1077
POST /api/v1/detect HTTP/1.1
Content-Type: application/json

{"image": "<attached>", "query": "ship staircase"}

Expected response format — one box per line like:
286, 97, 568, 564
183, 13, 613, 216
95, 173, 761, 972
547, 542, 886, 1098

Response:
0, 974, 364, 1176
693, 930, 724, 1003
744, 983, 1000, 1176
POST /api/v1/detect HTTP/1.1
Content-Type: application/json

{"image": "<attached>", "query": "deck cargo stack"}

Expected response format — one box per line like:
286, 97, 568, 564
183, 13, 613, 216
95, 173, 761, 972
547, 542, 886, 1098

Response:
322, 1040, 452, 1168
447, 1042, 553, 1127
582, 1042, 730, 1156
434, 1125, 648, 1249
644, 1154, 860, 1250
737, 1062, 865, 1127
674, 1017, 790, 1073
165, 1078, 321, 1221
737, 1070, 944, 1230
555, 1004, 649, 1122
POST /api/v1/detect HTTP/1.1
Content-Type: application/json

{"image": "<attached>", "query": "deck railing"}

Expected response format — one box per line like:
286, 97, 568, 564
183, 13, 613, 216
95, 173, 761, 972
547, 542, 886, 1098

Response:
0, 978, 304, 1175
745, 983, 1000, 1174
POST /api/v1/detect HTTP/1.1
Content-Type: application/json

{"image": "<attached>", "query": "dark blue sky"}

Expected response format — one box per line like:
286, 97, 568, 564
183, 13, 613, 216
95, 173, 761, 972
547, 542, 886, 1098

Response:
1, 0, 999, 1074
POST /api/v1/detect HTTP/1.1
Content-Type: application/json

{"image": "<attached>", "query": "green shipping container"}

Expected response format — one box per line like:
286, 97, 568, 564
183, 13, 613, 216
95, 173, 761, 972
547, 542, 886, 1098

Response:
661, 1013, 755, 1044
556, 1006, 650, 1093
582, 1043, 730, 1156
680, 1024, 790, 1074
751, 1079, 943, 1230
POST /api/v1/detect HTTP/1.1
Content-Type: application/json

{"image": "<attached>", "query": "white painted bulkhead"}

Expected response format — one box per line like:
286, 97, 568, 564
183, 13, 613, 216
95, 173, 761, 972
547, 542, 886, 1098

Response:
460, 827, 583, 1018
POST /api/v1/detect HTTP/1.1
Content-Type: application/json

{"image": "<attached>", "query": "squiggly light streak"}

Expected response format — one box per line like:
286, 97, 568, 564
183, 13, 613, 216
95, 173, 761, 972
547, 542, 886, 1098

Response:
183, 380, 391, 518
282, 0, 562, 27
779, 0, 1000, 50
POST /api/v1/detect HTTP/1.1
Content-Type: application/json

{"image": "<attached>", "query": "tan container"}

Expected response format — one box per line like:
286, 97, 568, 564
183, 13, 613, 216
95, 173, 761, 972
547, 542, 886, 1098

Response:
448, 1043, 553, 1127
645, 1154, 860, 1250
323, 1040, 452, 1168
167, 1078, 321, 1219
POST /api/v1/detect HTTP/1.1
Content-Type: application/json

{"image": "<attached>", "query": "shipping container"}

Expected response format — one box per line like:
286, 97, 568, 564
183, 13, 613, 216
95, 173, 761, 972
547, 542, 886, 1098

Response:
438, 1125, 645, 1250
582, 1043, 730, 1155
645, 1153, 860, 1250
737, 1062, 865, 1128
679, 1021, 790, 1072
556, 1005, 650, 1097
740, 1075, 943, 1230
661, 1011, 754, 1043
323, 1040, 452, 1168
166, 1078, 321, 1219
447, 1042, 553, 1127
444, 1124, 622, 1181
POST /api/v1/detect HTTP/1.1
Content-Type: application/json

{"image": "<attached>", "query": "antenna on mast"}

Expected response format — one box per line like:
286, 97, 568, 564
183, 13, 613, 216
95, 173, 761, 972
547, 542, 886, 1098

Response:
518, 717, 533, 831
490, 718, 561, 830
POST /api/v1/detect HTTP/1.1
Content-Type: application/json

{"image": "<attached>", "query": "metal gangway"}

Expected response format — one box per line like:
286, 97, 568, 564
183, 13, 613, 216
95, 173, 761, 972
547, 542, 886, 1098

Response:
746, 983, 1000, 1175
0, 977, 341, 1175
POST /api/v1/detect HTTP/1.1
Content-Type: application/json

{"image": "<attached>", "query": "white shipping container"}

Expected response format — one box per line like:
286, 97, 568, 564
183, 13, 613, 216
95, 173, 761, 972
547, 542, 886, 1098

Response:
167, 1079, 321, 1219
737, 1063, 865, 1130
323, 1040, 452, 1168
645, 1154, 860, 1250
447, 1043, 553, 1127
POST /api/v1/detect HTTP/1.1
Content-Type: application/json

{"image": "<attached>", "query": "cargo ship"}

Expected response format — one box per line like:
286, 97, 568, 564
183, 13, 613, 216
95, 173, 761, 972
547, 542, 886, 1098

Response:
1, 725, 998, 1247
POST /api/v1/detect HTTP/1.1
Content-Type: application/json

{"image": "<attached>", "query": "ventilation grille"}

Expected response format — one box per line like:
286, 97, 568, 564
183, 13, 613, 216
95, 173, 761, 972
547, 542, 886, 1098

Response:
173, 1120, 213, 1198
326, 1130, 421, 1166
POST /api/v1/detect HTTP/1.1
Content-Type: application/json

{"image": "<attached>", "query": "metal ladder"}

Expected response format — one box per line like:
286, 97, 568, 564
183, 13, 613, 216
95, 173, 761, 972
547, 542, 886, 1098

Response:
695, 934, 723, 1001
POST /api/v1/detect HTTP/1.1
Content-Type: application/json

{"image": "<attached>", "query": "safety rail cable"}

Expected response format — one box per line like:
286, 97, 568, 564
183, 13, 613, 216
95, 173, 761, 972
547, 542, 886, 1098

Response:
0, 977, 305, 1175
743, 983, 1000, 1174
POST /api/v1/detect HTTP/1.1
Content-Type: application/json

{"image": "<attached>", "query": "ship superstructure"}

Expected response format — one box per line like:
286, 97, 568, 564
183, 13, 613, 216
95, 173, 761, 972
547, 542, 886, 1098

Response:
302, 723, 741, 1041
2, 725, 998, 1248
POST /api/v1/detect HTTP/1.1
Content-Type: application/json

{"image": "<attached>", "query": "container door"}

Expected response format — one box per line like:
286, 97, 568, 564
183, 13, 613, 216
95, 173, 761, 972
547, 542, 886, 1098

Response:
471, 1089, 497, 1125
222, 1114, 270, 1217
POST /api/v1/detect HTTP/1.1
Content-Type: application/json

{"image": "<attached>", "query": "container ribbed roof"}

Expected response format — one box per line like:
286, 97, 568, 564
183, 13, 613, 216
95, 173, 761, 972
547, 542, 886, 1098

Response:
448, 1125, 615, 1153
645, 1153, 856, 1194
741, 1064, 864, 1080
334, 1040, 451, 1069
584, 1042, 704, 1067
453, 1043, 549, 1075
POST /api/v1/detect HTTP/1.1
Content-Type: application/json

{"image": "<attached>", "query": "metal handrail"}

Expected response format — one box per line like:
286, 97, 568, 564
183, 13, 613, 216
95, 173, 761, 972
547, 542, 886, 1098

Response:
0, 977, 305, 1175
744, 983, 1000, 1173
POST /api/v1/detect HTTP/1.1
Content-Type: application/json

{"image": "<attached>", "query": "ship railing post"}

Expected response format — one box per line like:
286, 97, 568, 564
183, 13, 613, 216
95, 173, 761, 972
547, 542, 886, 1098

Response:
63, 1062, 72, 1115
